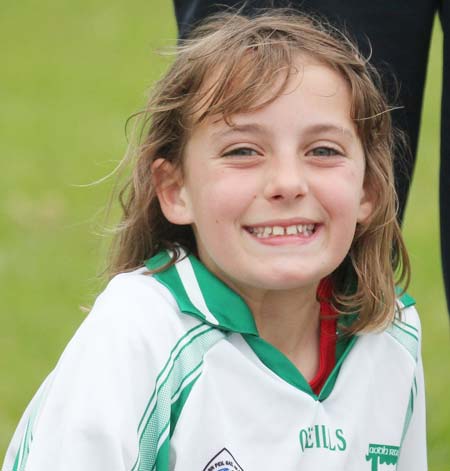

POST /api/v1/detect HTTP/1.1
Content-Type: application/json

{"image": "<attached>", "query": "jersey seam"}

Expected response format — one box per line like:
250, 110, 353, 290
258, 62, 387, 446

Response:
385, 325, 419, 362
131, 326, 225, 471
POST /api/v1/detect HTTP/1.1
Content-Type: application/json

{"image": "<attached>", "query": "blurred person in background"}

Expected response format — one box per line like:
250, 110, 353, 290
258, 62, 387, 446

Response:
173, 0, 450, 318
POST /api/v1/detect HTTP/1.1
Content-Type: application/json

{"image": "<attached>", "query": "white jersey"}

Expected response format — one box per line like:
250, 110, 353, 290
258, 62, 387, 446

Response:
3, 251, 426, 471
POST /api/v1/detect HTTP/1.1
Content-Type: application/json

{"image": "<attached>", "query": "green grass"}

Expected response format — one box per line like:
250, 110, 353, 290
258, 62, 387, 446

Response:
1, 2, 448, 468
402, 20, 450, 467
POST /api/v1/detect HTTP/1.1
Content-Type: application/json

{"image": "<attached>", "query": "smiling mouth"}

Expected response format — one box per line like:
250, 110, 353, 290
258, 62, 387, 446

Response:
245, 223, 317, 238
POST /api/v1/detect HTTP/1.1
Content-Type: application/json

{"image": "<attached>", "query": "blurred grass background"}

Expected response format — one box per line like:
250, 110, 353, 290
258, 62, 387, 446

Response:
0, 1, 448, 468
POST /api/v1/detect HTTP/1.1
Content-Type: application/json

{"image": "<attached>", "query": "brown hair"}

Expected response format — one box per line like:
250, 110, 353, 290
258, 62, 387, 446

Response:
108, 10, 410, 334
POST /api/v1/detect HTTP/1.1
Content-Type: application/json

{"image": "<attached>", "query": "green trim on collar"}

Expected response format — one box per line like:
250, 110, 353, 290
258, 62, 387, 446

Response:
244, 335, 312, 394
399, 293, 416, 308
396, 289, 416, 308
146, 250, 359, 401
319, 335, 357, 401
244, 333, 358, 401
145, 251, 257, 335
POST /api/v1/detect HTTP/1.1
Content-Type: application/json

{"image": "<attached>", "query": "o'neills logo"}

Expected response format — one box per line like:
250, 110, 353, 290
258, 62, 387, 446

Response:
365, 444, 399, 470
298, 425, 346, 453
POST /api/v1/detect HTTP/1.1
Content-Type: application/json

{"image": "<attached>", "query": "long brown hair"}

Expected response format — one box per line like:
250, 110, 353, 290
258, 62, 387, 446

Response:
108, 10, 410, 334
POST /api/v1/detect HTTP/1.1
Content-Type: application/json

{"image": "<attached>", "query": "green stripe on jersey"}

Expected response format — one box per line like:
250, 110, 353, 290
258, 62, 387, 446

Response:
400, 361, 420, 447
148, 250, 360, 401
386, 321, 419, 360
395, 288, 416, 308
132, 325, 225, 471
146, 251, 257, 335
12, 376, 52, 471
244, 333, 358, 401
170, 375, 199, 437
154, 436, 170, 471
319, 336, 358, 401
245, 335, 311, 394
136, 323, 206, 432
396, 318, 419, 334
400, 385, 416, 446
170, 363, 202, 436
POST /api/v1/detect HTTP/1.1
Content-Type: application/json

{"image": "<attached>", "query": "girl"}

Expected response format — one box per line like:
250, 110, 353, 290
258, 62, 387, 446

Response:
3, 10, 426, 471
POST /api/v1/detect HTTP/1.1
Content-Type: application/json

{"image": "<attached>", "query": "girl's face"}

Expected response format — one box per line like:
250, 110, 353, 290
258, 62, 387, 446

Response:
156, 58, 373, 300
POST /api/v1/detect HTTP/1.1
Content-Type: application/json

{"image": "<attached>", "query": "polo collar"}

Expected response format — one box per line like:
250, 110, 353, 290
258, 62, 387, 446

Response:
145, 250, 415, 401
145, 249, 350, 400
145, 250, 258, 335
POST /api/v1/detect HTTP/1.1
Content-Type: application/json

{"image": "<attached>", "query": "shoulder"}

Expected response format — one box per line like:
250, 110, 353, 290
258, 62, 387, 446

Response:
2, 268, 214, 471
61, 267, 203, 373
88, 267, 197, 335
384, 298, 422, 362
357, 294, 422, 364
95, 267, 179, 320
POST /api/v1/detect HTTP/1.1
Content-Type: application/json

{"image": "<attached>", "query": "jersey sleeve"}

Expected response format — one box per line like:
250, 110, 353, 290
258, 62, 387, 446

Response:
2, 272, 185, 471
396, 307, 428, 471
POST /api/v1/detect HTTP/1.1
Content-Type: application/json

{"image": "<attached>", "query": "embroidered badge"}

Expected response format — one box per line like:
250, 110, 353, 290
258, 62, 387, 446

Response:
202, 448, 244, 471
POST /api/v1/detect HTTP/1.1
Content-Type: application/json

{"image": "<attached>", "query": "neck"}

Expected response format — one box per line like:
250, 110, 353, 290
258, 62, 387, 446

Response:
235, 284, 322, 381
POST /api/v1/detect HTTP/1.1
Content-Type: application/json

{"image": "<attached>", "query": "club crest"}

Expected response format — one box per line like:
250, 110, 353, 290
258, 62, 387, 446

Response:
202, 447, 244, 471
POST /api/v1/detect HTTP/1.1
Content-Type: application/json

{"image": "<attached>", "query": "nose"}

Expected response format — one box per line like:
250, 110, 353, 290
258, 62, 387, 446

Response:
263, 152, 308, 201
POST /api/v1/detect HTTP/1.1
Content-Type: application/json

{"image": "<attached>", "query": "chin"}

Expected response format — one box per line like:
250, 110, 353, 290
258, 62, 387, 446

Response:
254, 272, 321, 291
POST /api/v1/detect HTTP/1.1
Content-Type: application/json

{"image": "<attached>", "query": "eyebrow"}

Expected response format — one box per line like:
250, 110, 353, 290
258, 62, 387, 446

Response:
303, 123, 356, 140
211, 122, 356, 141
211, 123, 266, 139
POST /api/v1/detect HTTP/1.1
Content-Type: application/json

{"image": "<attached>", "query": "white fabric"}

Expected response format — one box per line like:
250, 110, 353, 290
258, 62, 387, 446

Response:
2, 269, 426, 471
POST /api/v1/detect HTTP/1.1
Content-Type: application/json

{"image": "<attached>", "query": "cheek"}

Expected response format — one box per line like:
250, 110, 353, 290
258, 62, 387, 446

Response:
315, 172, 366, 222
193, 172, 258, 222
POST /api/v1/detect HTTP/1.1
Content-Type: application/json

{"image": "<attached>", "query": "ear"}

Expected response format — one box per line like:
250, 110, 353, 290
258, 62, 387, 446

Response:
151, 158, 194, 225
357, 184, 374, 224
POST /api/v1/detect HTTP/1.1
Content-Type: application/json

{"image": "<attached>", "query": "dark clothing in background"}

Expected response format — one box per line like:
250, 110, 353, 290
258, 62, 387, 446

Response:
174, 0, 450, 315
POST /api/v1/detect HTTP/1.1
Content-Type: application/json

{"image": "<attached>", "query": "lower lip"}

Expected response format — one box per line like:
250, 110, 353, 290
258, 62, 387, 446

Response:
245, 226, 321, 246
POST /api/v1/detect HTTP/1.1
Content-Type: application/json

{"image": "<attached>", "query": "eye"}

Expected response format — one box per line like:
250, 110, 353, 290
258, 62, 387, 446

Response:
222, 147, 259, 157
307, 146, 343, 157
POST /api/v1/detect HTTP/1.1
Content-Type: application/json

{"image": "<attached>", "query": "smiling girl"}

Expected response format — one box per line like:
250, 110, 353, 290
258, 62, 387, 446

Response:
3, 10, 426, 471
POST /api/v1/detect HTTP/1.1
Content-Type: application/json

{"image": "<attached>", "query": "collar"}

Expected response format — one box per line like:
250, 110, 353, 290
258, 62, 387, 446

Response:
145, 250, 258, 335
396, 287, 416, 308
145, 250, 415, 334
146, 250, 346, 399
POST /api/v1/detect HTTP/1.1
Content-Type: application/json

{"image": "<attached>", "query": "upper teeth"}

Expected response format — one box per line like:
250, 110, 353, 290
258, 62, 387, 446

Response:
249, 224, 315, 238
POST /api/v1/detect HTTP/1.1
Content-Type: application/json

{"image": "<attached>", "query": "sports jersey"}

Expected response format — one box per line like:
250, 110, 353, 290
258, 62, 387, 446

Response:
3, 250, 426, 471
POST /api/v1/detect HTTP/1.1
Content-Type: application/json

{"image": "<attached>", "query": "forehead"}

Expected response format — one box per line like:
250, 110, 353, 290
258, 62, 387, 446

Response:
191, 53, 351, 122
191, 56, 354, 136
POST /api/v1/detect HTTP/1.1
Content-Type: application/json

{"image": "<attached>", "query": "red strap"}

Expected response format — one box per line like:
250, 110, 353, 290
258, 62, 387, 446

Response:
309, 278, 337, 395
